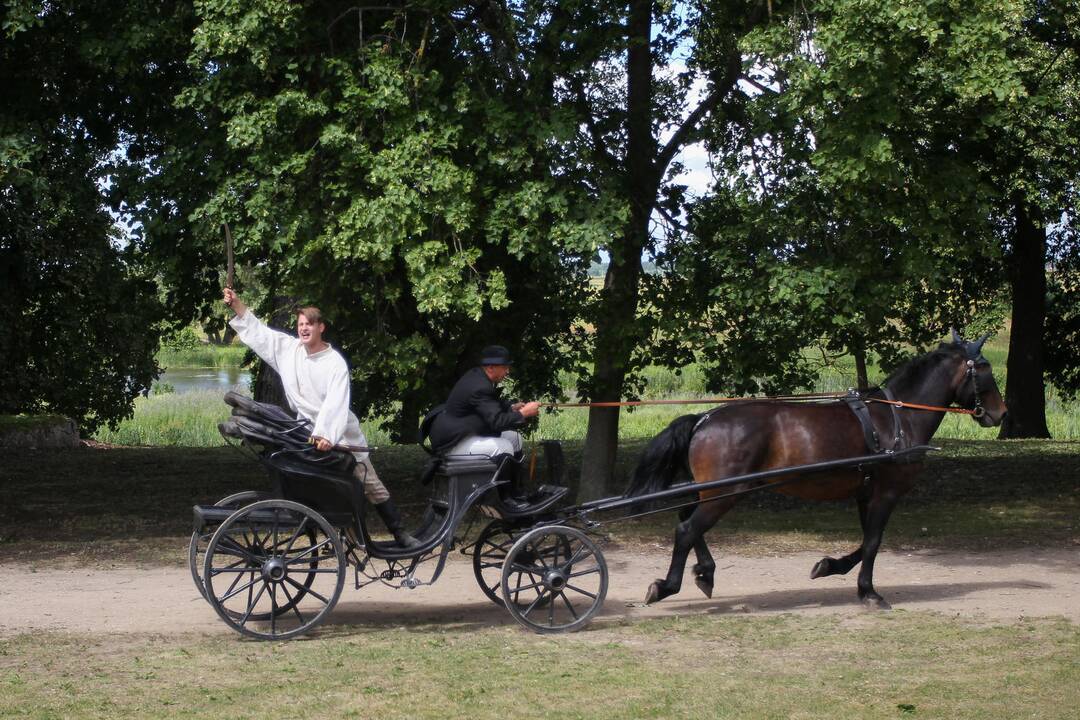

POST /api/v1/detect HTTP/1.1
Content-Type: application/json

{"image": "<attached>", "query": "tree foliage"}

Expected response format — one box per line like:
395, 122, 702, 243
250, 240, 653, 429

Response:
1, 0, 173, 433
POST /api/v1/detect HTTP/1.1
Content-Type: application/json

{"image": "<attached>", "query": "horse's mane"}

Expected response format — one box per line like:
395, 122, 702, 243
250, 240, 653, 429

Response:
883, 343, 963, 389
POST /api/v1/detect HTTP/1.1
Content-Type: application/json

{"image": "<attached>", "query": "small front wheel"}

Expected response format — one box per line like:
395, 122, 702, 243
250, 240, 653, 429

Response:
203, 499, 345, 640
500, 526, 607, 634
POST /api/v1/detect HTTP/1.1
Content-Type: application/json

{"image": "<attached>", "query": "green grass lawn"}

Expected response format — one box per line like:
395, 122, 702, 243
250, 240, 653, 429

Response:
0, 614, 1076, 719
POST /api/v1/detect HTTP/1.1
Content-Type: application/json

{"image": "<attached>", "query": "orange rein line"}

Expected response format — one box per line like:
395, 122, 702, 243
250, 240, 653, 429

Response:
540, 394, 977, 415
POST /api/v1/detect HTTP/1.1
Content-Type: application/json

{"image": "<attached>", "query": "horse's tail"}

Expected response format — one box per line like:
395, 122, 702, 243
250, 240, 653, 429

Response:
624, 413, 702, 498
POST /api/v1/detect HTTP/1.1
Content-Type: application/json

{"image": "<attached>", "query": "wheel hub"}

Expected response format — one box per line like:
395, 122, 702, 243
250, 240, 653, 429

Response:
544, 570, 567, 591
262, 557, 287, 583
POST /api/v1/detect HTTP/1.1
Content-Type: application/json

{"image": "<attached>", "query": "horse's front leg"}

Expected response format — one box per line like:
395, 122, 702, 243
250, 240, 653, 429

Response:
810, 491, 869, 580
855, 489, 903, 610
646, 499, 733, 604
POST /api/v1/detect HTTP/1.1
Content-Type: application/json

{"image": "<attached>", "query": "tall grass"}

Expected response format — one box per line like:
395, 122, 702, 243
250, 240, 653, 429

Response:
156, 343, 248, 369
97, 338, 1079, 446
92, 389, 395, 447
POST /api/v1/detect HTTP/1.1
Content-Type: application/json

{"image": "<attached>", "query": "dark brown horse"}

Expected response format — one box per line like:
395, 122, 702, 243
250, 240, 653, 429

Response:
625, 332, 1007, 609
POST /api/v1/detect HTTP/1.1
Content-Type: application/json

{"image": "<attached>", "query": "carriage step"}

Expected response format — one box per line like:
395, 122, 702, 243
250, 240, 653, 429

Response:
192, 504, 300, 532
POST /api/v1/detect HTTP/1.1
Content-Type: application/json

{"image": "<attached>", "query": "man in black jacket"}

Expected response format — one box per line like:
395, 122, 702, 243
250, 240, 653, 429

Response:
428, 345, 540, 510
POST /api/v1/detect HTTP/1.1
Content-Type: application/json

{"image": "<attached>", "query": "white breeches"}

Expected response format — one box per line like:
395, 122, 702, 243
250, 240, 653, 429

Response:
448, 431, 522, 458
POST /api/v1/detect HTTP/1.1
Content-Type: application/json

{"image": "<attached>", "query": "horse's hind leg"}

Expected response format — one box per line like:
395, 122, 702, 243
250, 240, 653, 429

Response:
646, 498, 734, 604
810, 492, 869, 579
678, 506, 717, 598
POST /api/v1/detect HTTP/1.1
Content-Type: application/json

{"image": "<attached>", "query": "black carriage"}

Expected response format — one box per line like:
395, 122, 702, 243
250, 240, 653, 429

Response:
190, 392, 607, 639
192, 391, 937, 640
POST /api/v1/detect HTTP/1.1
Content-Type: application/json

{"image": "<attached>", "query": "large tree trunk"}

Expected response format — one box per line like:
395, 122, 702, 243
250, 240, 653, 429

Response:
578, 0, 653, 500
998, 201, 1051, 438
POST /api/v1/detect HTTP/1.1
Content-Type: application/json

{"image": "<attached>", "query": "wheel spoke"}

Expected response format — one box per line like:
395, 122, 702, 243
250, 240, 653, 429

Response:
530, 541, 551, 570
520, 589, 549, 619
508, 577, 546, 594
270, 583, 278, 635
558, 591, 580, 620
284, 537, 333, 564
285, 575, 330, 606
564, 583, 597, 599
239, 582, 268, 626
279, 582, 306, 626
220, 565, 251, 598
218, 574, 262, 603
567, 565, 602, 579
561, 544, 594, 571
215, 535, 260, 563
282, 516, 310, 555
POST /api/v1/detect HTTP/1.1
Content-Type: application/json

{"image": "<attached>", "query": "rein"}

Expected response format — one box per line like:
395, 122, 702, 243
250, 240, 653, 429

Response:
541, 391, 980, 415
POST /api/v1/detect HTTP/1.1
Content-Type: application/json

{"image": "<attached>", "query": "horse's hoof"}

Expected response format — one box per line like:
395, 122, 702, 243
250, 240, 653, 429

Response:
860, 595, 892, 611
645, 582, 663, 605
810, 558, 831, 580
694, 576, 713, 599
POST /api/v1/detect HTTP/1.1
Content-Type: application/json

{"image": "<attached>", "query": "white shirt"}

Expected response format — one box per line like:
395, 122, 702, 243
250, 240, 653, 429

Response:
229, 311, 369, 459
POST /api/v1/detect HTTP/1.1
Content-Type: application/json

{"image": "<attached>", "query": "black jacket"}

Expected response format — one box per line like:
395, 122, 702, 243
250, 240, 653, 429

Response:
427, 367, 525, 452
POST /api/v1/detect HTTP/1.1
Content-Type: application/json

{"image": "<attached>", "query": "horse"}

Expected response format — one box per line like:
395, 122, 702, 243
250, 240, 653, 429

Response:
625, 331, 1008, 609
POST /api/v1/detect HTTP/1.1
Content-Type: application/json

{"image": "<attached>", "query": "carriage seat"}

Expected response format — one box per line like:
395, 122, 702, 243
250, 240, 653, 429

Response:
436, 451, 568, 518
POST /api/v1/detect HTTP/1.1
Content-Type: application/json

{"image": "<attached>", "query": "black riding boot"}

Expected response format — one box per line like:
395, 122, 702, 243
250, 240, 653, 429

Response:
374, 498, 421, 549
496, 454, 530, 512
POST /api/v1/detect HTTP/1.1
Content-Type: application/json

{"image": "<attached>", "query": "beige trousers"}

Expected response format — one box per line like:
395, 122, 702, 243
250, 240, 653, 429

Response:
352, 456, 390, 504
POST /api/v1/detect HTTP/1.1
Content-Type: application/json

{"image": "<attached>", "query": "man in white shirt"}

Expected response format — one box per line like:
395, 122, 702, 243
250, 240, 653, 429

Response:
223, 287, 418, 548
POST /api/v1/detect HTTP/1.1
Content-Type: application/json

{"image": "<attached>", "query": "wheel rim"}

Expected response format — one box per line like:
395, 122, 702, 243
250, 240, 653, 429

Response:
189, 491, 272, 600
203, 500, 344, 640
500, 526, 607, 634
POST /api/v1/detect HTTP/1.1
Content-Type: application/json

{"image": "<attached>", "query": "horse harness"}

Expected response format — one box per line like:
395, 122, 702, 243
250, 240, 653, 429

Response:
842, 388, 907, 456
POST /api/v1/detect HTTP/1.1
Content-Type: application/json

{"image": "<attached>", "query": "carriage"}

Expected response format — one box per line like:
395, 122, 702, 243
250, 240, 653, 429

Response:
191, 382, 943, 640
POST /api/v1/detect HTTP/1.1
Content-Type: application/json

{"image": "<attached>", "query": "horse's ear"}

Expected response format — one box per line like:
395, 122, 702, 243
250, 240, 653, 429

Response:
974, 333, 989, 352
950, 327, 963, 345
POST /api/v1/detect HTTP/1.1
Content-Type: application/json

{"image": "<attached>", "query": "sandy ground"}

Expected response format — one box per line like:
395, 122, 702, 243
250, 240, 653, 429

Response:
1, 545, 1076, 637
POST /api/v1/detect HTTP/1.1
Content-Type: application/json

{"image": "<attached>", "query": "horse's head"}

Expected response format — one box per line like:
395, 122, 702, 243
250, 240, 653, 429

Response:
946, 329, 1007, 427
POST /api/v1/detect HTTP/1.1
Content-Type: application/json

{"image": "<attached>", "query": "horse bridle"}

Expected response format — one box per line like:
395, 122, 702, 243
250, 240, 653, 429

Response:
963, 359, 987, 419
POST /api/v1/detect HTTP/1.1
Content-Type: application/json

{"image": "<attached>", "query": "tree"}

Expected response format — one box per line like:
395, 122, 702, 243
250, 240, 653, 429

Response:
114, 1, 608, 442
663, 0, 1078, 431
0, 1, 177, 433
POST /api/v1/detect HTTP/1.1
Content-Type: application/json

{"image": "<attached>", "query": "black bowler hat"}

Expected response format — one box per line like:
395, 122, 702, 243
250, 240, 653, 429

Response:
479, 345, 513, 365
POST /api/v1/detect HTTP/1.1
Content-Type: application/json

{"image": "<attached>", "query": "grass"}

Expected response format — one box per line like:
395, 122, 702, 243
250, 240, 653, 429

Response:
155, 343, 248, 370
0, 614, 1076, 719
90, 364, 1080, 447
89, 332, 1080, 446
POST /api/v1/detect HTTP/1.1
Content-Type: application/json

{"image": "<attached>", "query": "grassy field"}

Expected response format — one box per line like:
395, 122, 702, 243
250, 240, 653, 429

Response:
1, 613, 1076, 719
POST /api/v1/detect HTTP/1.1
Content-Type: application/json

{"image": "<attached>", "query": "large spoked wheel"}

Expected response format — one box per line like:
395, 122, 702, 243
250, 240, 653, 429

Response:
189, 490, 274, 599
203, 499, 345, 640
500, 526, 608, 634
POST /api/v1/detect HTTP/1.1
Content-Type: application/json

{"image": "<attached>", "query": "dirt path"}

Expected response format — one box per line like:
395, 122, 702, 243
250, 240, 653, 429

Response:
2, 547, 1077, 636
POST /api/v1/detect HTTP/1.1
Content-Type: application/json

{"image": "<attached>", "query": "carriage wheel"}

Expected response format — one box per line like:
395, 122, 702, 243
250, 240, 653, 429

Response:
189, 490, 274, 600
500, 526, 608, 634
474, 521, 567, 609
473, 520, 526, 607
203, 499, 345, 640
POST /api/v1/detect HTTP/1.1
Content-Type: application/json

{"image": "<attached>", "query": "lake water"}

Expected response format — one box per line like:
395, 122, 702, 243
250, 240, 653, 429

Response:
158, 367, 252, 394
